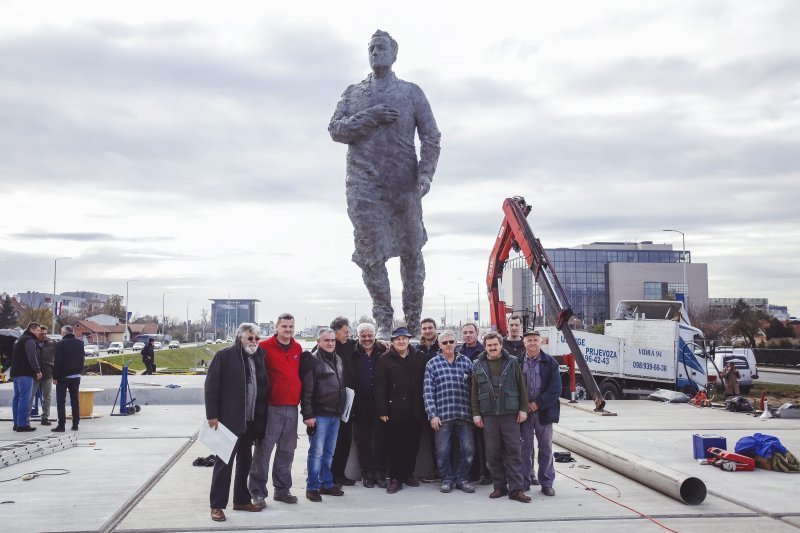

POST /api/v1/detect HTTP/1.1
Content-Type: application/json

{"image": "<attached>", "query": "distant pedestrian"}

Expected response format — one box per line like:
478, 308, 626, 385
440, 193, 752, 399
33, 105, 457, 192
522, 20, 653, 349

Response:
31, 326, 56, 426
205, 323, 269, 522
301, 328, 347, 502
519, 330, 561, 496
11, 322, 43, 432
471, 333, 530, 503
52, 325, 85, 432
720, 362, 741, 397
141, 338, 156, 375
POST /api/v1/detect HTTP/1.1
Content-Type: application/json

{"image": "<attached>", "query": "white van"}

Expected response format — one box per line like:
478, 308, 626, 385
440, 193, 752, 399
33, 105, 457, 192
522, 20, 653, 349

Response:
108, 342, 124, 354
707, 346, 757, 394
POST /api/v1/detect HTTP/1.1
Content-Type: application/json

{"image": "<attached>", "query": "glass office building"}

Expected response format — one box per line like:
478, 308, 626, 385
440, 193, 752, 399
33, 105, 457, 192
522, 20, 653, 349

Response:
506, 242, 687, 328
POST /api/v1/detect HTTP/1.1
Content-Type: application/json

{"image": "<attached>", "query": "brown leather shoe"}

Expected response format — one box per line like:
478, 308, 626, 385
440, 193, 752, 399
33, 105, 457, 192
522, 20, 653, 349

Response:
404, 476, 420, 487
306, 490, 322, 502
232, 502, 263, 512
489, 488, 509, 499
273, 493, 299, 504
210, 508, 225, 521
509, 490, 532, 503
386, 479, 402, 494
319, 486, 344, 496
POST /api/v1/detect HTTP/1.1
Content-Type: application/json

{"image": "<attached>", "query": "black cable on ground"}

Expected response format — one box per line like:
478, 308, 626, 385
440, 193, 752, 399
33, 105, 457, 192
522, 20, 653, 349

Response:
0, 468, 70, 482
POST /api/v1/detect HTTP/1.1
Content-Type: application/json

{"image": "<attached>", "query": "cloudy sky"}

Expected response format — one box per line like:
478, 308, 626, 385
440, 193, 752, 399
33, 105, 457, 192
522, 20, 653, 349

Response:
1, 1, 798, 327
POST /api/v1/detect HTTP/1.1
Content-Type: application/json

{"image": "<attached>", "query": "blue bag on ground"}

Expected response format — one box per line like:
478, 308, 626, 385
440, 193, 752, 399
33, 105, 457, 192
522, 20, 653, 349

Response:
735, 433, 788, 457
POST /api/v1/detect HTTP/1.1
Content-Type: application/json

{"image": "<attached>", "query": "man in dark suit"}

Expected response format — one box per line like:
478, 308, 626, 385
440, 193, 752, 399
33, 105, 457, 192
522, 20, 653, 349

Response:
52, 325, 85, 432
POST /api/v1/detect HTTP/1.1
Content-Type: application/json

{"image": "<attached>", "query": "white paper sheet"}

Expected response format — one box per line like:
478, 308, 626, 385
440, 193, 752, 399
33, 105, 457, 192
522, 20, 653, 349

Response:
198, 420, 237, 464
341, 387, 355, 422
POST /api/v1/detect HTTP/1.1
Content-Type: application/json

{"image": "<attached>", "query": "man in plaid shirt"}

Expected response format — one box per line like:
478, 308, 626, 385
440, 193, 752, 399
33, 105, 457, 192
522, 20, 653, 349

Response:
423, 330, 475, 494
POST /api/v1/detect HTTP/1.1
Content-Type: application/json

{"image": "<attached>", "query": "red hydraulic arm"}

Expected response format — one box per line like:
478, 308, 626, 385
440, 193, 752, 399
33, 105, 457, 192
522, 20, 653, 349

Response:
486, 196, 606, 411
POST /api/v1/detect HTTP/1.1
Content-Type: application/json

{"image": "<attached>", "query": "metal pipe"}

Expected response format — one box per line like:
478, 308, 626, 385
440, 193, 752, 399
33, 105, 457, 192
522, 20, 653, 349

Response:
553, 425, 706, 505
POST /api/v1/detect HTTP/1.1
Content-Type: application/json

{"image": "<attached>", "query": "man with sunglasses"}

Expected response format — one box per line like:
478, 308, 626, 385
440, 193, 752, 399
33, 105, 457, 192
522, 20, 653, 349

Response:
423, 330, 475, 494
205, 323, 269, 522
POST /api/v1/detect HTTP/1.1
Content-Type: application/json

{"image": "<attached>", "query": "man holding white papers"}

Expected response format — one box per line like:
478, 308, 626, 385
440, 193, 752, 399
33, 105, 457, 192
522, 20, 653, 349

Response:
205, 323, 269, 522
300, 328, 347, 502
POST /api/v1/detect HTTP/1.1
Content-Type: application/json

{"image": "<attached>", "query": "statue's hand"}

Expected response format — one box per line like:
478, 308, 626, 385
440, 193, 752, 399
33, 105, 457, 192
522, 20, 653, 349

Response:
418, 174, 431, 197
364, 104, 399, 125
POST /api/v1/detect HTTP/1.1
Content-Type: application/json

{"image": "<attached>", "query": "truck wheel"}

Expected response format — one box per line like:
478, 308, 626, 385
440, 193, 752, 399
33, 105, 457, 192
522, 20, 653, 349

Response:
574, 379, 590, 401
599, 380, 621, 400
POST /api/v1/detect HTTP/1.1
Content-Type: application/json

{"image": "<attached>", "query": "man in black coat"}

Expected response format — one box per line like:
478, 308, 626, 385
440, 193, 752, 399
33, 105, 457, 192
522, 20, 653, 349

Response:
141, 338, 156, 375
52, 325, 85, 432
374, 327, 427, 493
11, 322, 42, 432
330, 316, 358, 488
205, 323, 270, 522
351, 322, 388, 488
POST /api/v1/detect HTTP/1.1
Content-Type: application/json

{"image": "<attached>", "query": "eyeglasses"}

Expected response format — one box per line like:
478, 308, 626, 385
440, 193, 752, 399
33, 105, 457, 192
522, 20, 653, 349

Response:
245, 336, 260, 342
440, 340, 456, 345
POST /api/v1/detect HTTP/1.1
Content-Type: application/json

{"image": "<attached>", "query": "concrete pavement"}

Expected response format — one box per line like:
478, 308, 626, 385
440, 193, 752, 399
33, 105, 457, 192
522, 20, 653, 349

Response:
1, 376, 799, 532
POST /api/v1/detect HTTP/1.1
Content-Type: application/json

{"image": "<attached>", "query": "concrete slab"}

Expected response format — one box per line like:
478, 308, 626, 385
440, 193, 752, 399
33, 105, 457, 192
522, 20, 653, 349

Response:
0, 396, 798, 532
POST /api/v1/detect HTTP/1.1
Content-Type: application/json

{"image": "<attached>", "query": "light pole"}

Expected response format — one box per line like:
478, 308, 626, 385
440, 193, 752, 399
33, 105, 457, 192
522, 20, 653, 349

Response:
467, 281, 481, 327
162, 291, 171, 337
186, 299, 192, 341
436, 293, 447, 327
52, 257, 71, 332
662, 229, 687, 305
124, 279, 138, 343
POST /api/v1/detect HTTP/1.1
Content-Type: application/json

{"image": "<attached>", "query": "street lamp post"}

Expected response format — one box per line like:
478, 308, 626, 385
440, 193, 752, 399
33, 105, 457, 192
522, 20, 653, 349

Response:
124, 280, 138, 343
52, 257, 71, 332
662, 229, 687, 305
162, 291, 171, 337
436, 293, 447, 327
467, 281, 481, 327
186, 299, 192, 340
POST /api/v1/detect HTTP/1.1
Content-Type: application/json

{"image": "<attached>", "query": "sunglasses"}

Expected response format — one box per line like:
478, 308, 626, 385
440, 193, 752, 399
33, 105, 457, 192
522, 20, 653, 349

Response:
245, 336, 260, 342
440, 340, 456, 345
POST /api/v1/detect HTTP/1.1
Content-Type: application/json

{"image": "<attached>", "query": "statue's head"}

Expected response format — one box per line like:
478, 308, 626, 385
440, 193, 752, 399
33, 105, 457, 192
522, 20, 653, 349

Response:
369, 30, 398, 71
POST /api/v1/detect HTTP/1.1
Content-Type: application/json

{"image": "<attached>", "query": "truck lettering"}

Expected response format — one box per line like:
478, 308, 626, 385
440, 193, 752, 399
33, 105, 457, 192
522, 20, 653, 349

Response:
638, 348, 663, 358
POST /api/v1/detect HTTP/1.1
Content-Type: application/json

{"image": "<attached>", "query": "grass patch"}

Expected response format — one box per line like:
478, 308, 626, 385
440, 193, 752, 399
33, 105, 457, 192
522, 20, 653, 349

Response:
93, 344, 228, 372
752, 381, 800, 399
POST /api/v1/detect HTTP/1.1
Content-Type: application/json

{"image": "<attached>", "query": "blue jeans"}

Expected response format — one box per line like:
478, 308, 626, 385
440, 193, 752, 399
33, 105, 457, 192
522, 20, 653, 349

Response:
12, 376, 34, 427
435, 419, 474, 484
306, 416, 340, 491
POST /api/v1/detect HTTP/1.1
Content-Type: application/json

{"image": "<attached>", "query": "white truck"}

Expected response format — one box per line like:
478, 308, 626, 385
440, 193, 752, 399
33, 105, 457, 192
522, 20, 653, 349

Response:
537, 300, 708, 400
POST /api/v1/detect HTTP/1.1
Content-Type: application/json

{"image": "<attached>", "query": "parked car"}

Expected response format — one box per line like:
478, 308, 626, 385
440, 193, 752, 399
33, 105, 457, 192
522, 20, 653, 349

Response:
205, 339, 213, 345
132, 341, 145, 351
168, 340, 180, 349
215, 339, 223, 344
84, 344, 99, 356
108, 342, 124, 354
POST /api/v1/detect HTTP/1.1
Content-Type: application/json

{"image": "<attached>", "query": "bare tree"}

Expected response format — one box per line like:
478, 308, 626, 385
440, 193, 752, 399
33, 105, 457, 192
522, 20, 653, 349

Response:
731, 299, 768, 348
18, 305, 53, 328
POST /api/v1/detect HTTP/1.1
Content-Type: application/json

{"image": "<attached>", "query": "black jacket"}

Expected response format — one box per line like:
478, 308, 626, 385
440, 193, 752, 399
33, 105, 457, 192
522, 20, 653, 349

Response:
517, 351, 562, 425
53, 334, 85, 380
418, 338, 440, 361
141, 344, 155, 360
205, 342, 269, 439
335, 338, 358, 389
504, 338, 526, 358
12, 329, 40, 378
351, 341, 386, 418
300, 347, 346, 420
374, 346, 426, 422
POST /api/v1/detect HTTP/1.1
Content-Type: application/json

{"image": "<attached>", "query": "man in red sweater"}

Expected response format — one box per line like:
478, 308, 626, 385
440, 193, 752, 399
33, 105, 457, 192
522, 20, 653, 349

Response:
248, 313, 303, 507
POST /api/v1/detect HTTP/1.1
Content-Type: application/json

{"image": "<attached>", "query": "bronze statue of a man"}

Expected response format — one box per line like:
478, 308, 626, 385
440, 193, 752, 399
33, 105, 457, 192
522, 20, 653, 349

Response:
329, 30, 441, 339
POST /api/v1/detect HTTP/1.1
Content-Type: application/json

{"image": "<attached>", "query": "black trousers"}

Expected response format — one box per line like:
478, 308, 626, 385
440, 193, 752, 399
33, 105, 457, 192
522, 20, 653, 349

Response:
353, 405, 386, 479
469, 426, 492, 482
385, 418, 422, 481
142, 357, 155, 375
56, 377, 81, 428
210, 421, 256, 509
331, 418, 352, 481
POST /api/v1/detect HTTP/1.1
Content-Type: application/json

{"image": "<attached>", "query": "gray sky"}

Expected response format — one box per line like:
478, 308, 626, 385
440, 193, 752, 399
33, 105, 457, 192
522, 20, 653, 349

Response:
1, 1, 798, 326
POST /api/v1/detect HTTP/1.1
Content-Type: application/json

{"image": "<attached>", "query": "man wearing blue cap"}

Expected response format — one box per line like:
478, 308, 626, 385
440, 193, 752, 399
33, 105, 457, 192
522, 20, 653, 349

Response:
374, 327, 426, 493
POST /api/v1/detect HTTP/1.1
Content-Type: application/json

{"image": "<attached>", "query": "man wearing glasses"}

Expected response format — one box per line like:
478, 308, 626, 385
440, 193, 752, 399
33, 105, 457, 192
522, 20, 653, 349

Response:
423, 330, 475, 494
205, 323, 269, 522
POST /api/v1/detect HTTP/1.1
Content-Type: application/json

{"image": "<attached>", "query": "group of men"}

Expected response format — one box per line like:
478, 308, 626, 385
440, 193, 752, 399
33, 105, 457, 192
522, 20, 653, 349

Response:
10, 322, 86, 433
204, 313, 562, 522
